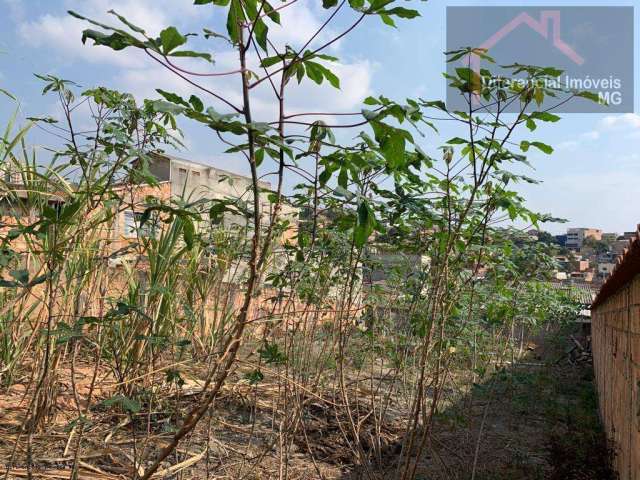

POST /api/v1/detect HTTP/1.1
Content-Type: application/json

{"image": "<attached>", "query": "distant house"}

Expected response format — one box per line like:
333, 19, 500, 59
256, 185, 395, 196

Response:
0, 179, 66, 255
1, 152, 299, 264
569, 270, 594, 283
576, 258, 590, 272
597, 262, 616, 278
554, 271, 568, 281
566, 227, 602, 250
112, 152, 299, 252
363, 246, 430, 286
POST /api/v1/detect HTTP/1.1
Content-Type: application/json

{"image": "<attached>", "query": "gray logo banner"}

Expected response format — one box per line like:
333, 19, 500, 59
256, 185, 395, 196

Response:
446, 6, 634, 113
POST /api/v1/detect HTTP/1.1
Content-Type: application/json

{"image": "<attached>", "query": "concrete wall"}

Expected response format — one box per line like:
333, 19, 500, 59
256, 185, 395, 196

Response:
151, 153, 298, 242
592, 276, 640, 480
110, 181, 172, 255
148, 153, 293, 231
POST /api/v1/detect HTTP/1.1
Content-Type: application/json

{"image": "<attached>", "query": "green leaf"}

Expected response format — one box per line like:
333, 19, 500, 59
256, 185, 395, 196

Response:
244, 369, 264, 385
520, 141, 553, 154
258, 342, 287, 364
304, 61, 323, 84
382, 7, 420, 19
354, 201, 376, 247
301, 61, 340, 89
531, 142, 553, 154
226, 0, 244, 44
455, 67, 482, 93
260, 55, 283, 68
10, 269, 28, 285
381, 133, 406, 169
107, 10, 146, 34
255, 148, 264, 167
362, 109, 379, 121
203, 28, 230, 42
320, 65, 340, 89
81, 29, 142, 51
156, 89, 189, 107
209, 202, 227, 224
338, 167, 348, 188
189, 95, 204, 112
0, 88, 16, 100
101, 395, 141, 414
530, 111, 561, 123
170, 50, 213, 62
576, 91, 604, 104
182, 217, 195, 249
526, 117, 537, 131
254, 18, 269, 51
151, 100, 185, 114
263, 1, 281, 23
380, 14, 396, 27
319, 169, 332, 186
160, 26, 187, 54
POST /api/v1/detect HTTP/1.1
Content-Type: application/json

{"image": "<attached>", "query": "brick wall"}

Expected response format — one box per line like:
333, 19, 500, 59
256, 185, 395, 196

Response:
592, 255, 640, 479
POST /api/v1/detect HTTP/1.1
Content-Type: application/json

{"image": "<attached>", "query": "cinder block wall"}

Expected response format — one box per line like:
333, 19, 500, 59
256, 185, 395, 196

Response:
592, 274, 640, 480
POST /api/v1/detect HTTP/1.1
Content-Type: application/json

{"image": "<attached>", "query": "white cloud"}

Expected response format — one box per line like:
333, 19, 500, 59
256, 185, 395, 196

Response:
557, 130, 599, 151
267, 2, 341, 52
17, 0, 202, 68
283, 60, 374, 115
557, 140, 578, 151
581, 130, 600, 141
600, 113, 640, 130
16, 1, 369, 115
15, 1, 375, 168
19, 13, 146, 68
117, 55, 373, 122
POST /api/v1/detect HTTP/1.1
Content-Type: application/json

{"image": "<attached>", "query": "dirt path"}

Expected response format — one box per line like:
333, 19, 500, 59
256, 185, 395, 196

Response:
410, 325, 617, 480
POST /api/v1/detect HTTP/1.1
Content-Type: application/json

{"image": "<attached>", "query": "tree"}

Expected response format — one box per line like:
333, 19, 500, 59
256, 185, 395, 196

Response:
583, 236, 610, 255
537, 230, 559, 246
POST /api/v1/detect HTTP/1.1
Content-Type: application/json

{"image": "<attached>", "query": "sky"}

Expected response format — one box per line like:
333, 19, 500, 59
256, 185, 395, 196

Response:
0, 0, 639, 235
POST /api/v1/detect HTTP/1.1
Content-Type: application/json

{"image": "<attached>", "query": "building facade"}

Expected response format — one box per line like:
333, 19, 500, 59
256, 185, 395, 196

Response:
566, 228, 602, 250
111, 152, 298, 253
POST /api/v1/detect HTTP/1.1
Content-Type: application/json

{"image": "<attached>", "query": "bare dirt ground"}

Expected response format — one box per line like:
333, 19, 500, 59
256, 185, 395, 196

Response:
399, 326, 618, 480
0, 326, 616, 479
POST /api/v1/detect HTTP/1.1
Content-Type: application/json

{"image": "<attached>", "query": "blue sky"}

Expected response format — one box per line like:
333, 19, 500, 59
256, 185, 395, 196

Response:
0, 0, 639, 234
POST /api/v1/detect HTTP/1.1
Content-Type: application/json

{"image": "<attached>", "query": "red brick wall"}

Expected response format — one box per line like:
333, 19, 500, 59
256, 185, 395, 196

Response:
592, 276, 640, 480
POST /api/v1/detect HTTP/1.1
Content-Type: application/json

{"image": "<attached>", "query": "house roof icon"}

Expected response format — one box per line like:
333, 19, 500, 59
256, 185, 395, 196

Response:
478, 10, 585, 66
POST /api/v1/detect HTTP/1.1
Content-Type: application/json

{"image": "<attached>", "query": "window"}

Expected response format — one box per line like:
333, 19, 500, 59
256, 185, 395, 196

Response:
123, 210, 156, 238
123, 211, 137, 238
178, 167, 187, 176
192, 170, 200, 177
